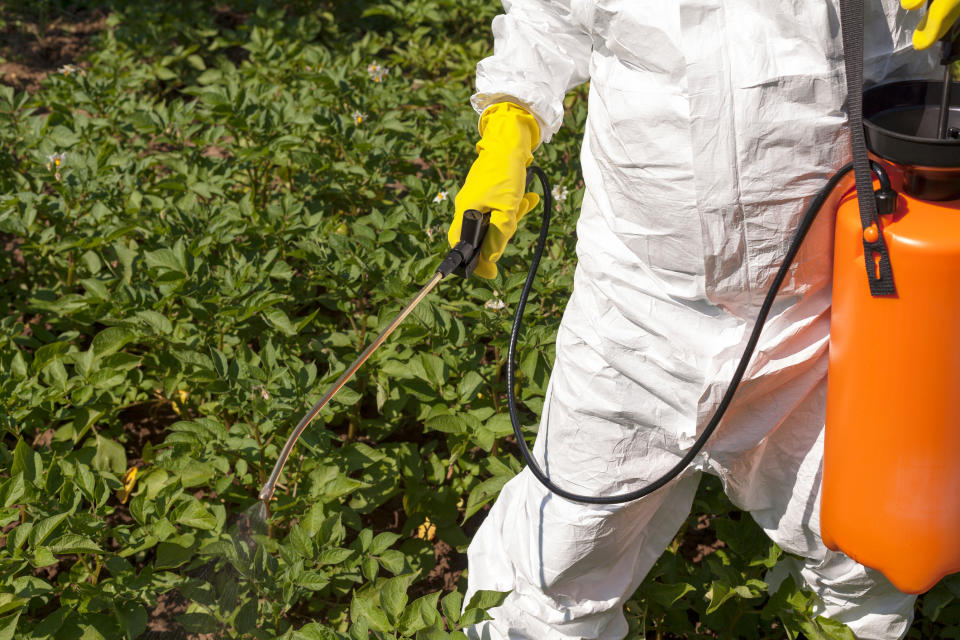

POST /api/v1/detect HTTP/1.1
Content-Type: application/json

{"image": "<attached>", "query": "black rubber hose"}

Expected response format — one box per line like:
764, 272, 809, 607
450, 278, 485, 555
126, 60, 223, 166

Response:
508, 161, 885, 504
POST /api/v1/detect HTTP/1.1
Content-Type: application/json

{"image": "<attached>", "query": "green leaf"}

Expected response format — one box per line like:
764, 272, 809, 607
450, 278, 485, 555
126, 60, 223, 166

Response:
705, 580, 760, 614
804, 616, 858, 640
460, 590, 510, 627
380, 573, 418, 624
0, 609, 22, 640
28, 513, 70, 548
463, 474, 511, 522
196, 69, 222, 85
399, 591, 441, 636
155, 540, 194, 569
350, 593, 391, 633
0, 595, 28, 618
47, 534, 102, 555
11, 439, 41, 486
32, 547, 56, 568
1, 476, 25, 509
356, 528, 373, 552
179, 464, 214, 489
441, 590, 463, 625
425, 414, 466, 435
176, 500, 218, 531
263, 307, 297, 336
643, 581, 696, 609
361, 556, 379, 581
135, 310, 173, 335
302, 502, 326, 537
921, 584, 955, 622
287, 524, 315, 558
91, 327, 136, 358
370, 531, 402, 555
178, 612, 218, 634
113, 601, 147, 640
92, 435, 127, 475
318, 548, 354, 566
185, 54, 206, 70
377, 549, 406, 575
10, 351, 27, 378
235, 598, 258, 633
299, 571, 330, 591
457, 371, 484, 401
291, 622, 344, 639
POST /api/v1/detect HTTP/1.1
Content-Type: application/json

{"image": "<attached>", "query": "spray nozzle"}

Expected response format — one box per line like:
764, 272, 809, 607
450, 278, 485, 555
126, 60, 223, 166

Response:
437, 209, 491, 278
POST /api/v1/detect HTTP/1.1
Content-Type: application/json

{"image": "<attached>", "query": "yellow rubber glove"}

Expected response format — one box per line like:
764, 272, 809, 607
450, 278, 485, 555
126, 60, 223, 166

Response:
902, 0, 960, 50
448, 102, 541, 279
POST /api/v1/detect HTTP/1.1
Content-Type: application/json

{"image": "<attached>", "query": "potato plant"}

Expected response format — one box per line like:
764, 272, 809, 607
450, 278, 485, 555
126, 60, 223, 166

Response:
0, 1, 957, 638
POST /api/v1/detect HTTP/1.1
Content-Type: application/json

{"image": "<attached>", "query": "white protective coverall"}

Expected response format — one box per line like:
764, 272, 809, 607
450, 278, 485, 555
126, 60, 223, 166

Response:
464, 2, 937, 639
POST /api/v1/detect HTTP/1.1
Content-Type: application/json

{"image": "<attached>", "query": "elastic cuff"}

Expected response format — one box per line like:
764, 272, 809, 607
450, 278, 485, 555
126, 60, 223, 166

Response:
476, 100, 544, 151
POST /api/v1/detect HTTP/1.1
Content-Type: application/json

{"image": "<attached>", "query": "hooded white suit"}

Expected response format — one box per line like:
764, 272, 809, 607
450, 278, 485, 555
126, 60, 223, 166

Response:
463, 1, 937, 639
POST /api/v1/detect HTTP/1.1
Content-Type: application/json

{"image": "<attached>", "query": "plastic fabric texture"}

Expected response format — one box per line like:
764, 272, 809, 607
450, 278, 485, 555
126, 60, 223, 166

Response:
464, 1, 938, 639
448, 102, 541, 279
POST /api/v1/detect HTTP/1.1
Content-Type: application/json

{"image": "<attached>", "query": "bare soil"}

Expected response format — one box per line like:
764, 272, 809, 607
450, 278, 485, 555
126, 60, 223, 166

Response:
0, 4, 108, 92
679, 513, 725, 563
119, 399, 182, 467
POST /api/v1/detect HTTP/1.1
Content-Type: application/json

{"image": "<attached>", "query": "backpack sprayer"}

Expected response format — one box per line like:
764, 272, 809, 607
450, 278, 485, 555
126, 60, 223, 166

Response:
262, 1, 959, 596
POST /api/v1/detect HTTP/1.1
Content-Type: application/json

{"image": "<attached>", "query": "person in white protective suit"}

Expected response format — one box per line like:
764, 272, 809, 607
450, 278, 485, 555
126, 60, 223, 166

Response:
446, 1, 942, 639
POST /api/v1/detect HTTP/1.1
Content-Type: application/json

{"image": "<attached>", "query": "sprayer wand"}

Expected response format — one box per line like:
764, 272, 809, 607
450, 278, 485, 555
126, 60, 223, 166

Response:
258, 208, 492, 504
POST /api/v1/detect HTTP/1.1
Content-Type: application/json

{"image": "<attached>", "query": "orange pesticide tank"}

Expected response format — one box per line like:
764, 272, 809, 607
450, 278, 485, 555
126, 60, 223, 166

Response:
822, 166, 960, 594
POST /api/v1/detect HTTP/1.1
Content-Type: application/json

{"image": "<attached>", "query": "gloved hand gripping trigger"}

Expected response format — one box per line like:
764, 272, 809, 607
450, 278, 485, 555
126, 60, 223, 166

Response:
437, 209, 491, 278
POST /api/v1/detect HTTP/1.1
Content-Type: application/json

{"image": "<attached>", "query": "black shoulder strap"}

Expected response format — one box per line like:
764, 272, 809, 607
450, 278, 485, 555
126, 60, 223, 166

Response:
839, 0, 897, 296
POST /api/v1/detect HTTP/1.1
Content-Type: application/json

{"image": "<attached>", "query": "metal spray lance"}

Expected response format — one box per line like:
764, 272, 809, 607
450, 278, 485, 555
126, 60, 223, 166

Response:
258, 208, 492, 504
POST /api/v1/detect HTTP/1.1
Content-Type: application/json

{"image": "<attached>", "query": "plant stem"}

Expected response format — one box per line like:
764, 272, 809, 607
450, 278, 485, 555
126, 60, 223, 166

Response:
66, 251, 75, 288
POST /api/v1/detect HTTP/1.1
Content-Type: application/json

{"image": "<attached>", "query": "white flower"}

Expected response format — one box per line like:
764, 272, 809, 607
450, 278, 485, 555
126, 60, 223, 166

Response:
58, 64, 78, 76
366, 62, 389, 83
432, 191, 448, 204
485, 294, 506, 311
47, 152, 66, 169
46, 152, 66, 180
551, 184, 569, 203
351, 110, 368, 125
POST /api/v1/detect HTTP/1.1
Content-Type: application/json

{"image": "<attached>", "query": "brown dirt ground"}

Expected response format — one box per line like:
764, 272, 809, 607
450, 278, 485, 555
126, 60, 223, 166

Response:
679, 513, 725, 563
0, 4, 108, 92
143, 589, 217, 640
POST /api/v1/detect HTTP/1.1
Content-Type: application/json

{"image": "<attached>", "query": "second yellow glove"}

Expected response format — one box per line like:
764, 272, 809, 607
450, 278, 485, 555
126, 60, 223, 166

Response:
902, 0, 960, 50
448, 102, 541, 279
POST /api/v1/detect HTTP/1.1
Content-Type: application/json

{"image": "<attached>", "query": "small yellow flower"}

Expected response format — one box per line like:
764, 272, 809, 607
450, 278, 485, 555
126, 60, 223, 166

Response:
416, 517, 437, 541
116, 467, 139, 504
